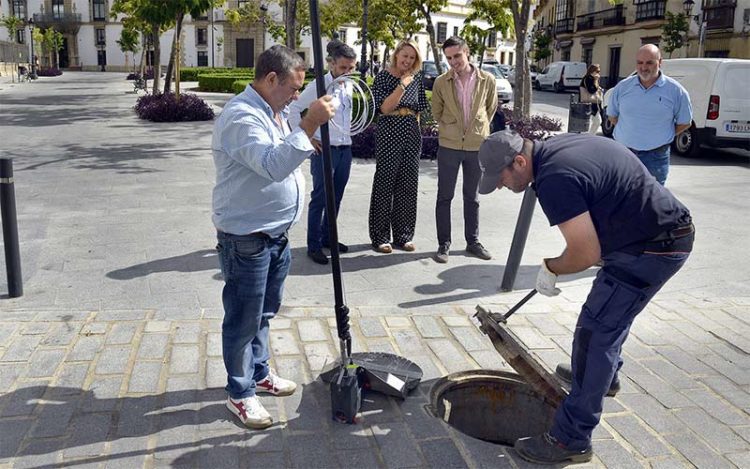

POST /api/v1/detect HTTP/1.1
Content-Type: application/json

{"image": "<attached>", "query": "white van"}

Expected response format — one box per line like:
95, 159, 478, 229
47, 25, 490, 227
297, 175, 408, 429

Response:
601, 59, 750, 156
534, 61, 587, 92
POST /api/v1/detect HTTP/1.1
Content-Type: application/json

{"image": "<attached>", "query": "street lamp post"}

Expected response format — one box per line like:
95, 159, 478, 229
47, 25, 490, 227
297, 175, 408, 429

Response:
682, 0, 706, 58
360, 0, 369, 80
260, 4, 268, 53
28, 18, 37, 79
210, 7, 214, 68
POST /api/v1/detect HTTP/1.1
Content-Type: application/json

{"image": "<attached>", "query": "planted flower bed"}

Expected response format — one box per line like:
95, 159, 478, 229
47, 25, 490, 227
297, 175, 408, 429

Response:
351, 106, 562, 160
134, 93, 214, 122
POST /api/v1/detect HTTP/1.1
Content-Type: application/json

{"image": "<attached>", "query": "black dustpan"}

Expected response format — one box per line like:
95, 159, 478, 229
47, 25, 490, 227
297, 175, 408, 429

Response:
308, 0, 422, 418
320, 352, 423, 399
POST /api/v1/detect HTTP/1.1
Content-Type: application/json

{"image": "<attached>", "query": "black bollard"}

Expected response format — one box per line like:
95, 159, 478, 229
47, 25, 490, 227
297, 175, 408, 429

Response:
500, 186, 536, 292
0, 158, 23, 298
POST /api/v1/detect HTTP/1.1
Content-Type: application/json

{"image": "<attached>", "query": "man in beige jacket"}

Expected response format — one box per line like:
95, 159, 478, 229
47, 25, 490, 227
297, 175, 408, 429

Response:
432, 36, 498, 263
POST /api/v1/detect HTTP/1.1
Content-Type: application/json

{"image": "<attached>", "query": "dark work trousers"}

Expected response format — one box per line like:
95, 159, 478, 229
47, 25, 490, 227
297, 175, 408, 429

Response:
307, 146, 352, 252
368, 115, 422, 246
435, 146, 481, 248
550, 232, 694, 451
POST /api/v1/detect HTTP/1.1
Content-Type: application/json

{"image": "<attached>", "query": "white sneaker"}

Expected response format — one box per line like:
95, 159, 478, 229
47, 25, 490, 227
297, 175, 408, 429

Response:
226, 395, 272, 429
256, 371, 297, 396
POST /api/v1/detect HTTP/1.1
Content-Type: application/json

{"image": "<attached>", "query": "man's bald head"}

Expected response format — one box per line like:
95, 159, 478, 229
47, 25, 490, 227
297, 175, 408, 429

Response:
635, 44, 662, 87
638, 44, 662, 60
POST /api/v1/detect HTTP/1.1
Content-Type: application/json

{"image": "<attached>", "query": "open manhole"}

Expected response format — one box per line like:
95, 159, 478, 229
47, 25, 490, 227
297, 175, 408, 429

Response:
428, 370, 557, 446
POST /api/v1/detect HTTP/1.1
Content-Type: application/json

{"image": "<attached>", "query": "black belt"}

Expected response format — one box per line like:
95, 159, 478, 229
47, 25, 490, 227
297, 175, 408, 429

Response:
628, 143, 670, 154
217, 230, 283, 240
619, 223, 695, 254
648, 223, 694, 242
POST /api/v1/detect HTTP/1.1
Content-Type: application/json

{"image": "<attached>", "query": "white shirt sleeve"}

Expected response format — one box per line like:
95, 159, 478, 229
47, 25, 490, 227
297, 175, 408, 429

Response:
287, 78, 319, 132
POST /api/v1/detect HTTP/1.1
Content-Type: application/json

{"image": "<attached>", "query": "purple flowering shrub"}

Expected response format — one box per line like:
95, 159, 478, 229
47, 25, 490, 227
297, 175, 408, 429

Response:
420, 124, 439, 160
127, 69, 155, 80
37, 67, 62, 77
134, 93, 214, 122
351, 123, 439, 160
351, 123, 377, 159
501, 106, 562, 140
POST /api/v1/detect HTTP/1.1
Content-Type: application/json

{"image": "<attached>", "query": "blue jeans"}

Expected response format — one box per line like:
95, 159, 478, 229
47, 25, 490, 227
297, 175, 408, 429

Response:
216, 231, 291, 399
307, 146, 352, 252
550, 233, 693, 451
631, 145, 670, 185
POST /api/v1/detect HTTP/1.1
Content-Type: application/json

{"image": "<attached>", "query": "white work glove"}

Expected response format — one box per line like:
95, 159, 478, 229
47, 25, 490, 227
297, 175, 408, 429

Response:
536, 259, 561, 297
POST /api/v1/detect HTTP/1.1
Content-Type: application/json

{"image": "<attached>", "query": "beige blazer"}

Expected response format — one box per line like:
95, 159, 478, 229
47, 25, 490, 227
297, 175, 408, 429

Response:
431, 67, 498, 151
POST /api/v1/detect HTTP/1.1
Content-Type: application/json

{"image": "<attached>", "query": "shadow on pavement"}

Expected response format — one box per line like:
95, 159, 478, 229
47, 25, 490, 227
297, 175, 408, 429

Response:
399, 264, 597, 308
18, 142, 205, 174
1, 385, 227, 464
107, 249, 218, 280
1, 377, 519, 468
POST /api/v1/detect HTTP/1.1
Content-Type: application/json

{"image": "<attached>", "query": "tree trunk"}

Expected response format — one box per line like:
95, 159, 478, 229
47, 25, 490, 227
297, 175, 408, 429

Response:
420, 6, 442, 74
284, 0, 298, 49
510, 0, 531, 120
152, 24, 161, 93
164, 13, 184, 95
175, 14, 184, 100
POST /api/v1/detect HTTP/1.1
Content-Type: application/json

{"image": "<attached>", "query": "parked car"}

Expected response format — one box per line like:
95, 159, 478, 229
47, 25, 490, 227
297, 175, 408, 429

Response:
507, 65, 539, 88
481, 64, 513, 103
535, 61, 587, 92
421, 60, 448, 90
601, 58, 750, 156
495, 63, 511, 77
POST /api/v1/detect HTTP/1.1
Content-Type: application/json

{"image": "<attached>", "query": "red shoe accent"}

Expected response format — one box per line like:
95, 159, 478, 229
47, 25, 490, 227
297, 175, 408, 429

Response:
230, 400, 248, 420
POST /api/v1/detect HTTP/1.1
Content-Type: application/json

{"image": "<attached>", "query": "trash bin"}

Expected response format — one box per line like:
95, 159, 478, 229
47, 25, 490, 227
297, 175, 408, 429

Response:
568, 94, 592, 133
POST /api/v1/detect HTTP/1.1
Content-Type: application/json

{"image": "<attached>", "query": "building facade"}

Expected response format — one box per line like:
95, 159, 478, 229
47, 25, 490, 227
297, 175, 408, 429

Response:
1, 0, 517, 73
533, 0, 750, 88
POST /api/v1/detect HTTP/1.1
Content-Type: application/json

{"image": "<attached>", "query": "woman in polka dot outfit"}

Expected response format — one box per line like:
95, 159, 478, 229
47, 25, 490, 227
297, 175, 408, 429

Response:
368, 40, 430, 253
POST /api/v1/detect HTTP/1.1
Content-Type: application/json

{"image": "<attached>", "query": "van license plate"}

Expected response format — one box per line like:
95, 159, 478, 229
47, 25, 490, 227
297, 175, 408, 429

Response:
726, 122, 750, 133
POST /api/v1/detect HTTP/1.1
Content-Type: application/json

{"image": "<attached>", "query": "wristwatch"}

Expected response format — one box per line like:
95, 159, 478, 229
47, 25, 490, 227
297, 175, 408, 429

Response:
398, 82, 407, 91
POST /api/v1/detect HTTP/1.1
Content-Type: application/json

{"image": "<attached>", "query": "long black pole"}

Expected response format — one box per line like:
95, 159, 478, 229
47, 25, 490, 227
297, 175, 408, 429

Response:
308, 0, 351, 358
0, 158, 23, 298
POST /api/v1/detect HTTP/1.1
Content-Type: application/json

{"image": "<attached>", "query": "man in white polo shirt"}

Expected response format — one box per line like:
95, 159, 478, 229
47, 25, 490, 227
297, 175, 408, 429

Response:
289, 43, 357, 265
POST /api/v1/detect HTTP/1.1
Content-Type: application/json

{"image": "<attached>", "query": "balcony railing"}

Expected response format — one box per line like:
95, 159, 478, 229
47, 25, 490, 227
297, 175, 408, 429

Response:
705, 0, 736, 30
33, 12, 82, 23
635, 0, 666, 22
576, 5, 625, 31
555, 18, 574, 35
32, 12, 82, 34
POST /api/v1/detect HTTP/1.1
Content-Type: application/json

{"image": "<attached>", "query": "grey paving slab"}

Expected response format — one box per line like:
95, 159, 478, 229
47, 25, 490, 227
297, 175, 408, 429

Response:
604, 415, 672, 458
1, 72, 749, 469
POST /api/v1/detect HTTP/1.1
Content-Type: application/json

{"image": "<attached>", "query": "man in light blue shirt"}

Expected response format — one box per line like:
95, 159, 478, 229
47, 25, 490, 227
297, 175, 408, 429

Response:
608, 44, 692, 185
212, 45, 335, 429
288, 43, 357, 265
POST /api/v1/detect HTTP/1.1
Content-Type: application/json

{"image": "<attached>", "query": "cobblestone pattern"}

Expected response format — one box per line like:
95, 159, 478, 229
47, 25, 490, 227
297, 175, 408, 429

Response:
0, 297, 748, 468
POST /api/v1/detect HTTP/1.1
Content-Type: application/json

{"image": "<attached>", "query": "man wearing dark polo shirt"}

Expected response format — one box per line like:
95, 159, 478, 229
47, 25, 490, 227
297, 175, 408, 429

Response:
477, 130, 695, 464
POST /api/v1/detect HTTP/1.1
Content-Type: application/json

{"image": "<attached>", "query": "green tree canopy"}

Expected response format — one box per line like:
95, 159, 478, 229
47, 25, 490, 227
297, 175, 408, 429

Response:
661, 11, 689, 58
407, 0, 448, 72
1, 15, 24, 43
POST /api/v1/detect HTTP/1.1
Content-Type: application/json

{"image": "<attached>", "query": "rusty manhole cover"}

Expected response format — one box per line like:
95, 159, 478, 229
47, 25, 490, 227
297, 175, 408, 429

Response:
428, 370, 556, 446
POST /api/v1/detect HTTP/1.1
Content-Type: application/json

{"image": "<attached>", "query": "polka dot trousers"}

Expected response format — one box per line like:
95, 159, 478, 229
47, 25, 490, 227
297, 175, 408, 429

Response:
368, 115, 422, 247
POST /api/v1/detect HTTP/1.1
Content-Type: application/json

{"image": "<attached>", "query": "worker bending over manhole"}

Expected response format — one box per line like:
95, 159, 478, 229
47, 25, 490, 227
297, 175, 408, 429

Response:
477, 130, 694, 464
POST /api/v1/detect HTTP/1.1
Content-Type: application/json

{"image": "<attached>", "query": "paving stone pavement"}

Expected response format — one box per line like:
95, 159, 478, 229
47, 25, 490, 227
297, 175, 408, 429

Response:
0, 72, 749, 468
